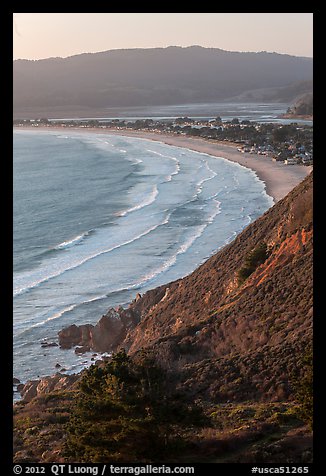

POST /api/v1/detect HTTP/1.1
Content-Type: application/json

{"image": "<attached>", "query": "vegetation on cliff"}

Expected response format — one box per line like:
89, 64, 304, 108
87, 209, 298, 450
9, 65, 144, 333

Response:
13, 47, 312, 116
119, 174, 313, 406
13, 173, 313, 463
65, 350, 207, 462
285, 92, 313, 117
237, 242, 269, 285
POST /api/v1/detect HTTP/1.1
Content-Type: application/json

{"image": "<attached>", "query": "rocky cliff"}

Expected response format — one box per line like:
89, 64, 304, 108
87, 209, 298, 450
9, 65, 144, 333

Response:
14, 173, 313, 464
56, 172, 313, 402
117, 172, 313, 402
285, 91, 313, 117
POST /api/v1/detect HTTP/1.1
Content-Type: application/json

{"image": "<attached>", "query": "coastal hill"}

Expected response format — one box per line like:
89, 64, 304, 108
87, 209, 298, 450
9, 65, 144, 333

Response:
284, 91, 313, 117
14, 173, 313, 463
58, 171, 312, 402
13, 46, 313, 118
227, 79, 312, 104
121, 172, 313, 401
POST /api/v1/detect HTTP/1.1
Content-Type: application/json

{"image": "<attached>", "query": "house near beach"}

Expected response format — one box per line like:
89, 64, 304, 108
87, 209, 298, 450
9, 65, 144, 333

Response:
301, 154, 313, 165
285, 157, 298, 165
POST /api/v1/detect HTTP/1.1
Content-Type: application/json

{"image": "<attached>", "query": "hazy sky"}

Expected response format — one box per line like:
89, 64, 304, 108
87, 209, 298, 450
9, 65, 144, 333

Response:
13, 13, 313, 60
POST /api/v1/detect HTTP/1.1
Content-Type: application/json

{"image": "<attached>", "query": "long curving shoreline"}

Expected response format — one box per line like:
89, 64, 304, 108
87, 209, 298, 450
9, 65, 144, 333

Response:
14, 126, 312, 203
13, 126, 313, 400
103, 129, 312, 203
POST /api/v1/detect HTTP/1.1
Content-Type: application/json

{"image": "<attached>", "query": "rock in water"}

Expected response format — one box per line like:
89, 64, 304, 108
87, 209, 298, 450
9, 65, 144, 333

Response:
58, 323, 93, 349
58, 306, 140, 353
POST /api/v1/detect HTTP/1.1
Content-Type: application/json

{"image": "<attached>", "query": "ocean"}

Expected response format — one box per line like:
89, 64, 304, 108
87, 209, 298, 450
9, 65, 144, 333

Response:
13, 129, 274, 389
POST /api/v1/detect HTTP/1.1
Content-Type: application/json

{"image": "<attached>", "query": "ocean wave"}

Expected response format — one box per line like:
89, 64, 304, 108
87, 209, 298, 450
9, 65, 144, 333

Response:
29, 303, 78, 329
35, 294, 109, 328
132, 199, 221, 287
54, 230, 92, 250
14, 293, 110, 336
134, 224, 207, 287
57, 135, 70, 139
165, 159, 181, 182
146, 148, 172, 159
193, 160, 218, 198
116, 184, 159, 217
13, 213, 171, 298
245, 215, 252, 226
146, 149, 181, 182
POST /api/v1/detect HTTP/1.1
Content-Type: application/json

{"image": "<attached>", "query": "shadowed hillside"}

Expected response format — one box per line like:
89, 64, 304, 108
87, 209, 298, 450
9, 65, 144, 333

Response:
285, 92, 313, 117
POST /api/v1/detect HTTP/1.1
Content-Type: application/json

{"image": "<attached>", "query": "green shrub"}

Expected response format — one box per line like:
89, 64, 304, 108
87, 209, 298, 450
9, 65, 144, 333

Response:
293, 347, 313, 428
64, 349, 207, 462
238, 242, 269, 285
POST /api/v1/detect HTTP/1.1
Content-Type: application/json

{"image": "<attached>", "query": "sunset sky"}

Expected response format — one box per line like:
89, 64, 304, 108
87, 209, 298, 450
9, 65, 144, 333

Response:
13, 13, 313, 60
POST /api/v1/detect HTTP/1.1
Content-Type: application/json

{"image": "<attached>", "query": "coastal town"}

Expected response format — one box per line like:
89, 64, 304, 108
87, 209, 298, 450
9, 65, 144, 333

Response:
14, 115, 313, 166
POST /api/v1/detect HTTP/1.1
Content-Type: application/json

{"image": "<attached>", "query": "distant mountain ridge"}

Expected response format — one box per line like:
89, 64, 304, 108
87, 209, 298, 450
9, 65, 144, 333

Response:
227, 79, 313, 103
13, 46, 313, 117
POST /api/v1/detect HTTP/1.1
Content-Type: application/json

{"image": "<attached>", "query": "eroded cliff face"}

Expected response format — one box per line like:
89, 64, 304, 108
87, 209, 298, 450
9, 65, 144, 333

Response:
58, 307, 140, 353
13, 173, 313, 464
117, 173, 313, 401
54, 173, 312, 402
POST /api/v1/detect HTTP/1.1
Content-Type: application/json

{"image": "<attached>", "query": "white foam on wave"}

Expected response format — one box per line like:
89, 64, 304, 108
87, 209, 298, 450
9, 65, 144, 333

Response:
14, 293, 110, 336
134, 199, 221, 286
193, 160, 218, 198
54, 231, 91, 250
37, 294, 109, 328
165, 159, 181, 182
94, 138, 129, 157
13, 212, 171, 298
245, 215, 252, 226
29, 303, 77, 329
146, 149, 181, 182
146, 148, 172, 159
208, 199, 222, 223
136, 224, 207, 286
117, 184, 159, 217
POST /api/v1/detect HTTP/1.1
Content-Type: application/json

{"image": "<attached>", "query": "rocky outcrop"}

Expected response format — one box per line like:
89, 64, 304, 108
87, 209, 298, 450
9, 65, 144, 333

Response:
120, 173, 313, 357
55, 173, 313, 403
58, 306, 141, 353
116, 173, 313, 402
20, 373, 80, 403
58, 323, 93, 349
284, 92, 313, 117
13, 173, 313, 464
40, 341, 58, 348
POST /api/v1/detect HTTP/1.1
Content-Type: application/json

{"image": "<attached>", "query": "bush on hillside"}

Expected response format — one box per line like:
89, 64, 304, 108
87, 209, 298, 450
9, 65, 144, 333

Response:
238, 242, 269, 285
65, 349, 207, 462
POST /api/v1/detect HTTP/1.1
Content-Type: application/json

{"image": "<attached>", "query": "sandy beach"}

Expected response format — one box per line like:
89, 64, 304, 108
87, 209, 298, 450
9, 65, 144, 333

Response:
15, 126, 312, 203
86, 128, 312, 203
